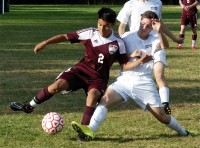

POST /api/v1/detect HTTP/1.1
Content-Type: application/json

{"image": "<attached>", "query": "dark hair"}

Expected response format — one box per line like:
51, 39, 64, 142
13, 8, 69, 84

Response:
98, 7, 116, 24
141, 10, 159, 20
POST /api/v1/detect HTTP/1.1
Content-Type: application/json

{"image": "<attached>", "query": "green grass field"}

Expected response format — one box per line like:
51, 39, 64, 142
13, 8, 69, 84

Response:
0, 5, 200, 148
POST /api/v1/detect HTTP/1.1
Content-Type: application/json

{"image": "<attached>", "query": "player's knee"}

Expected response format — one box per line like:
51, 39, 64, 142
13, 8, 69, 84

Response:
88, 89, 102, 99
48, 83, 63, 94
100, 94, 112, 108
155, 73, 166, 84
158, 114, 170, 125
49, 86, 60, 94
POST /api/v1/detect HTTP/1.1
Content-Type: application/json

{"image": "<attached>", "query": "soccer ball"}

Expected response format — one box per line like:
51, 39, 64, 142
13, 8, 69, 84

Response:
42, 112, 64, 134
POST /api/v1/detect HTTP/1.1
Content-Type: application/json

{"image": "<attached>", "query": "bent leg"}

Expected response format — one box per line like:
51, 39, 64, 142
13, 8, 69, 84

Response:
154, 62, 169, 103
148, 106, 187, 136
81, 88, 102, 125
89, 88, 124, 132
9, 78, 70, 113
34, 78, 69, 104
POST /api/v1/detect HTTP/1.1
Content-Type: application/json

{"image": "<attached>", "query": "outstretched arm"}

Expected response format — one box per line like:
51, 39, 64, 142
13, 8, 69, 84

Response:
34, 34, 68, 53
160, 20, 184, 45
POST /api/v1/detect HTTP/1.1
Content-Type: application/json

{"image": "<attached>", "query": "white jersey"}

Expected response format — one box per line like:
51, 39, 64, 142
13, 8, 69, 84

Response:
117, 0, 162, 32
122, 31, 161, 76
109, 30, 164, 109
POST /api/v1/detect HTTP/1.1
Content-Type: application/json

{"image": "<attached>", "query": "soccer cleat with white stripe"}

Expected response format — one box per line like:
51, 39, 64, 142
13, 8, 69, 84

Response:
9, 102, 34, 113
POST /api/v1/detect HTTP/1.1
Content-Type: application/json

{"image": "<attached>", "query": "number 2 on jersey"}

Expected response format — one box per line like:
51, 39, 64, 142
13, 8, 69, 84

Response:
98, 53, 104, 64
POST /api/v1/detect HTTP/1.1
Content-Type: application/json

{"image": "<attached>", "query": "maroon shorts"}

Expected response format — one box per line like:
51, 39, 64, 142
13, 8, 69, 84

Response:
181, 13, 198, 28
56, 68, 107, 95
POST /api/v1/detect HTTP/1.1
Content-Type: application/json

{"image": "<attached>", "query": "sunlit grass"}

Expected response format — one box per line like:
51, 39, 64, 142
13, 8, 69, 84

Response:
0, 5, 200, 148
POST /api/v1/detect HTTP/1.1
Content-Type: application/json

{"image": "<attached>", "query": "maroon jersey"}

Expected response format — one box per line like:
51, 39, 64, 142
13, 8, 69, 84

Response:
182, 0, 198, 15
66, 27, 128, 83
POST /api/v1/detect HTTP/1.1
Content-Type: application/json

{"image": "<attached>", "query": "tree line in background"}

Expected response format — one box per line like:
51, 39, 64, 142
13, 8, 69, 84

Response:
0, 0, 180, 14
9, 0, 179, 5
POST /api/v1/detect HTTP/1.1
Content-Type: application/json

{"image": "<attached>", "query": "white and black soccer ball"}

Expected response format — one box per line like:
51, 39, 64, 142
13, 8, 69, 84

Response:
42, 112, 64, 134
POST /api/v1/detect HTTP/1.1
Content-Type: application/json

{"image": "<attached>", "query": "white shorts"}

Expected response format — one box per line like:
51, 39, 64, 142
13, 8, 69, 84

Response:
108, 74, 163, 110
154, 49, 167, 66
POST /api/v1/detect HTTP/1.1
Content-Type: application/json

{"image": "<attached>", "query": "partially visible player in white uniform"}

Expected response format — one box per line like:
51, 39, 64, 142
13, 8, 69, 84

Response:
71, 11, 190, 141
116, 0, 182, 114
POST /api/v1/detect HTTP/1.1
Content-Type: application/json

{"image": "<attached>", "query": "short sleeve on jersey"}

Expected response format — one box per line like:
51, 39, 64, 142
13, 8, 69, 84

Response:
67, 27, 96, 43
117, 1, 132, 24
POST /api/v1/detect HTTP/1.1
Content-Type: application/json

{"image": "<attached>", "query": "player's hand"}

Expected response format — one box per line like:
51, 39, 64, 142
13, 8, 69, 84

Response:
34, 41, 47, 53
140, 54, 153, 64
151, 19, 161, 33
162, 102, 171, 114
130, 50, 142, 58
183, 5, 190, 11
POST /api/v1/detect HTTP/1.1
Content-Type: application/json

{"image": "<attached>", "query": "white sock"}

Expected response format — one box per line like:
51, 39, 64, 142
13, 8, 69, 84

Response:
167, 115, 187, 136
192, 40, 196, 46
159, 87, 169, 103
89, 104, 108, 132
29, 98, 37, 107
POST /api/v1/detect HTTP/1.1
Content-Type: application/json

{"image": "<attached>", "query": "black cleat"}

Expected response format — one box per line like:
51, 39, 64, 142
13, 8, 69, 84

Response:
162, 102, 171, 114
76, 133, 89, 142
9, 102, 34, 113
186, 130, 190, 136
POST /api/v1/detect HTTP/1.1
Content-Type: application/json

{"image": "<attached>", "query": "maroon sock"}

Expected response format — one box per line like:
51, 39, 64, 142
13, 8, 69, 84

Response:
192, 34, 197, 40
179, 34, 184, 39
81, 106, 95, 125
34, 86, 53, 104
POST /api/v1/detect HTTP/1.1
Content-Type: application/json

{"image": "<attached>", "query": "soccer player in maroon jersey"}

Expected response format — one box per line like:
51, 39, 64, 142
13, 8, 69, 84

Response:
176, 0, 199, 50
9, 7, 151, 127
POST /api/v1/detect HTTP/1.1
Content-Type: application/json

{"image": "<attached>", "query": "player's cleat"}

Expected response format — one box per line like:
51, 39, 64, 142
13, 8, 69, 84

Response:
76, 133, 91, 142
186, 130, 190, 136
176, 45, 182, 49
192, 46, 197, 50
9, 102, 34, 113
162, 102, 171, 114
186, 130, 199, 136
71, 121, 95, 141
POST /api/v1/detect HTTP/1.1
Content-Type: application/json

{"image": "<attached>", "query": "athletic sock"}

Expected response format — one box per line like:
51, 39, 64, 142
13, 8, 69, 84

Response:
159, 87, 169, 103
167, 115, 187, 136
81, 106, 95, 125
29, 98, 37, 107
33, 86, 53, 104
178, 34, 184, 47
192, 35, 197, 46
89, 104, 108, 132
192, 40, 196, 46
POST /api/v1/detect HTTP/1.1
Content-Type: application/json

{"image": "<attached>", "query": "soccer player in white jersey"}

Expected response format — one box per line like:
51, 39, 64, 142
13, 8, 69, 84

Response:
71, 11, 190, 141
116, 0, 182, 114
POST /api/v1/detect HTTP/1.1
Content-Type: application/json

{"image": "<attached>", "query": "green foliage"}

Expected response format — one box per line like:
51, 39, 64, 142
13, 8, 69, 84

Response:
0, 5, 199, 148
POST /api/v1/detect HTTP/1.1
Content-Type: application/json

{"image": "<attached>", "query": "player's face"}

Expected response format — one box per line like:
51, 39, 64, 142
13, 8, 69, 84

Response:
97, 19, 115, 38
138, 18, 153, 39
